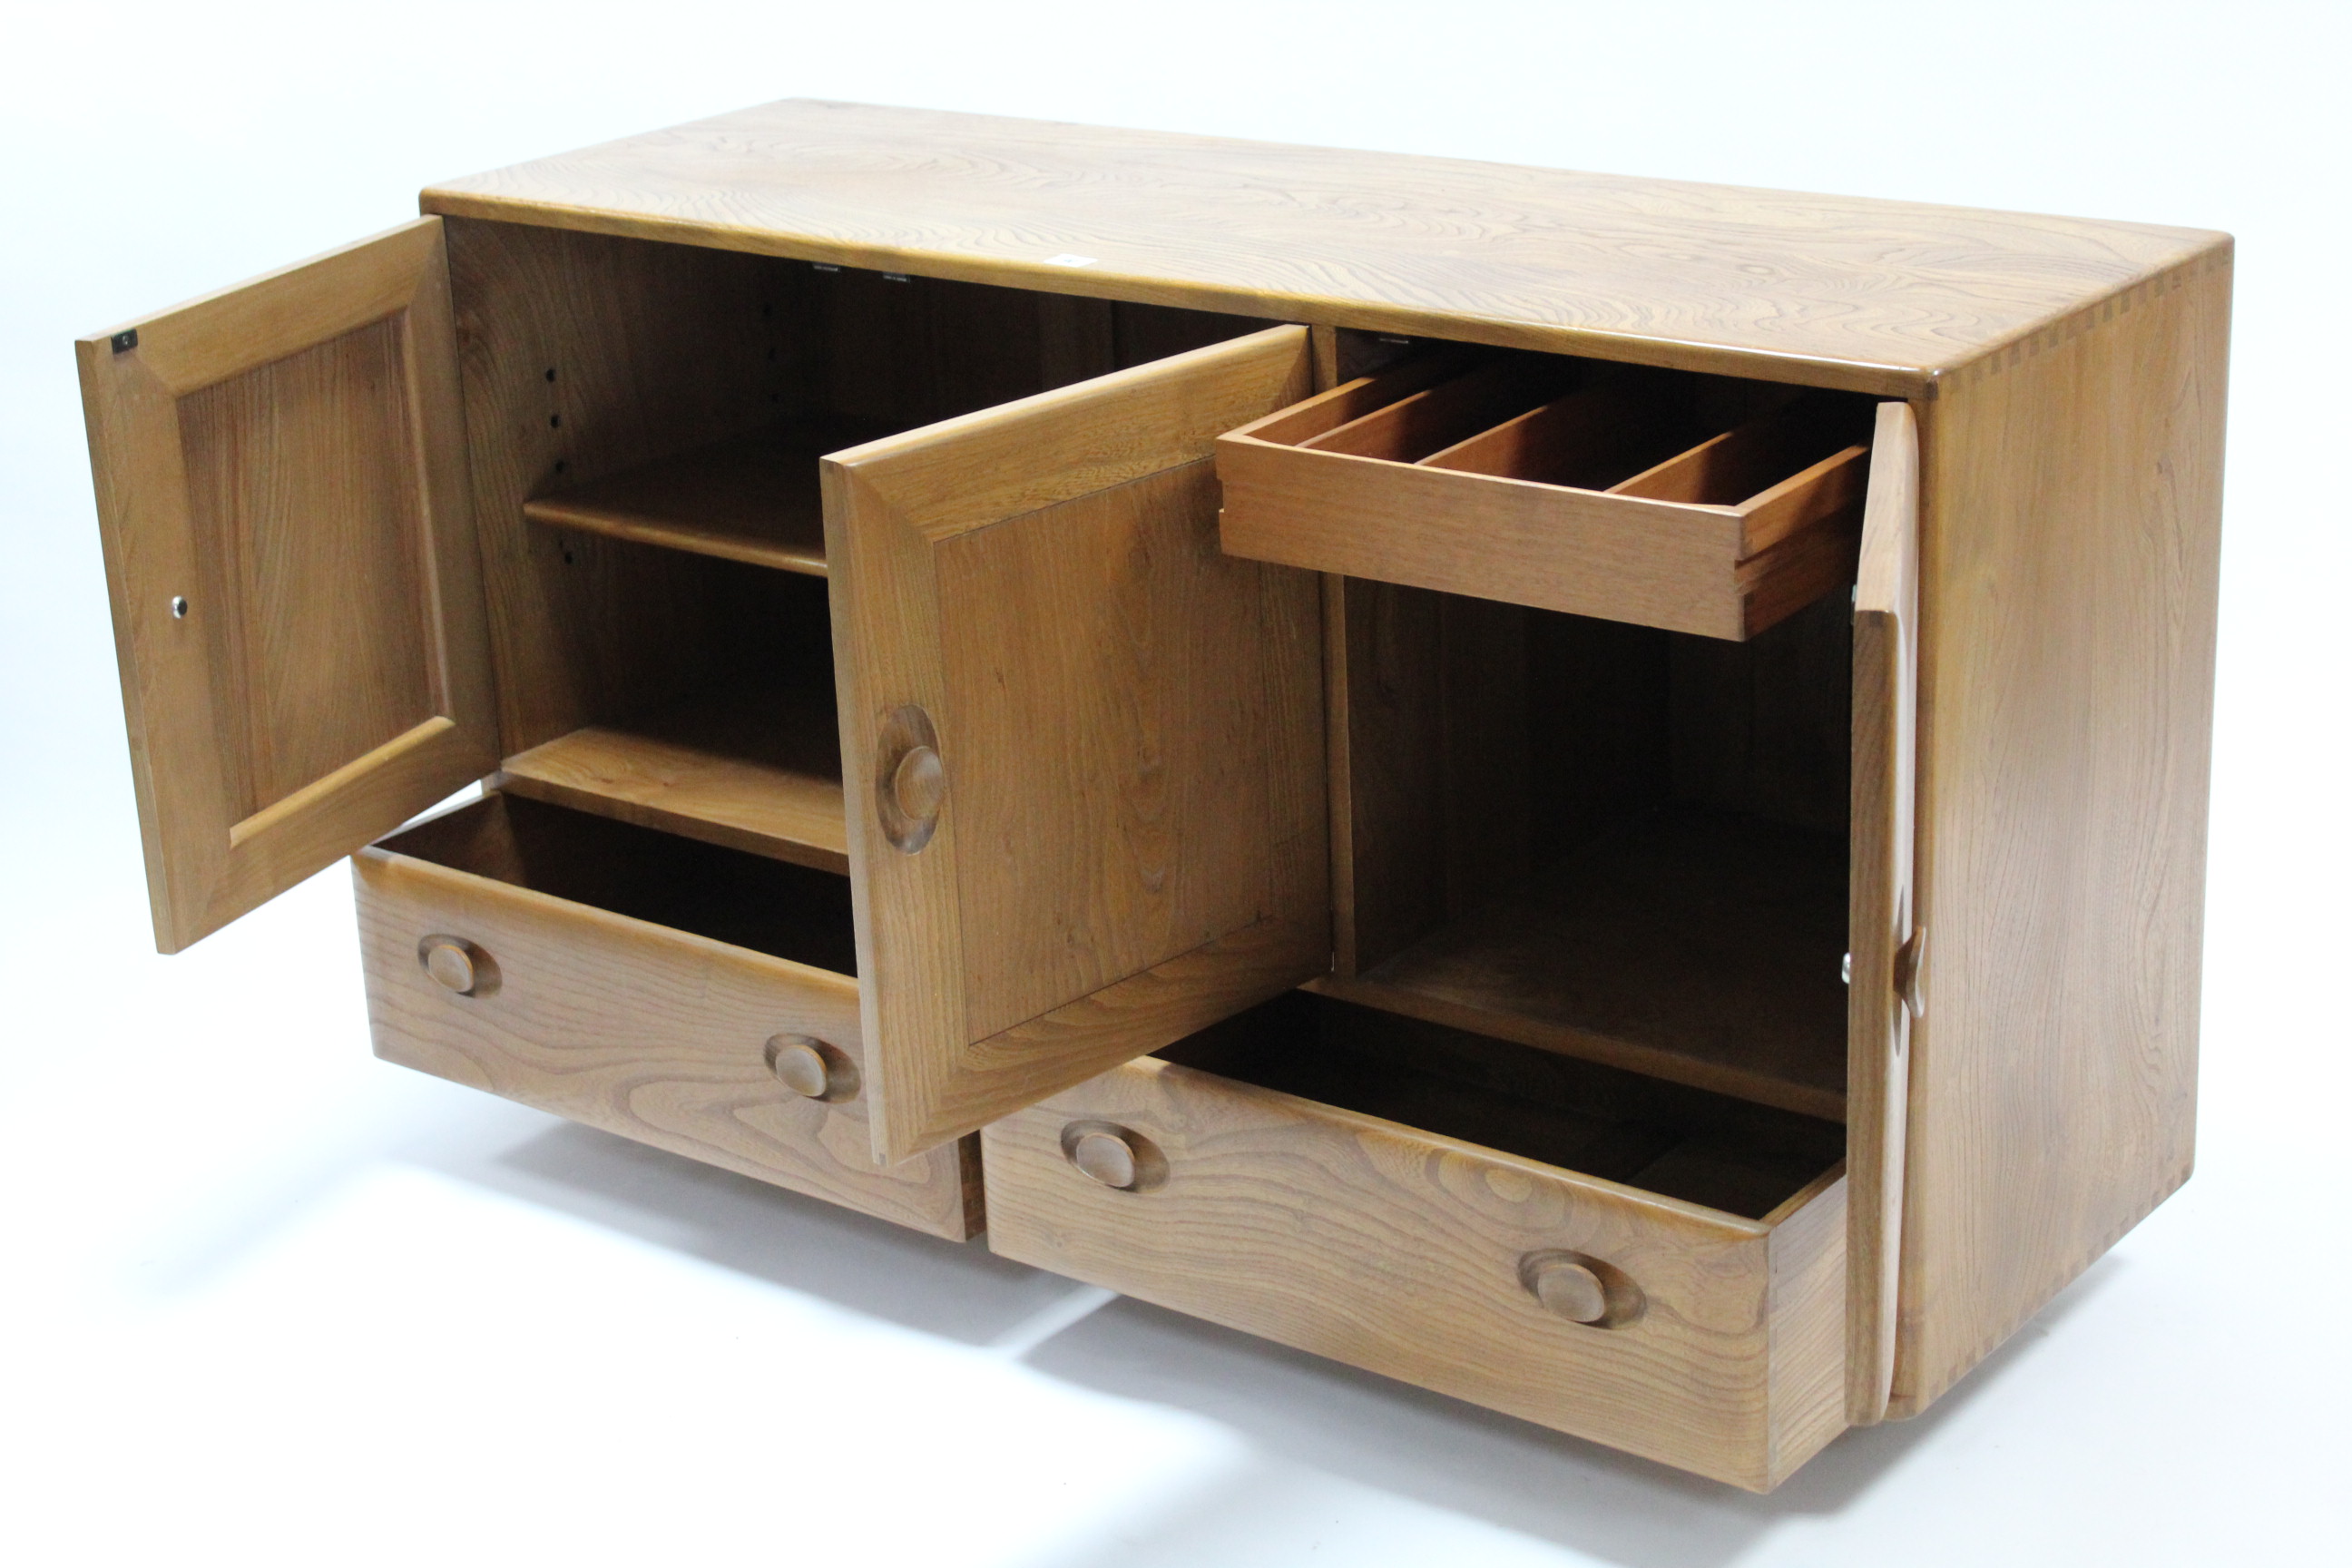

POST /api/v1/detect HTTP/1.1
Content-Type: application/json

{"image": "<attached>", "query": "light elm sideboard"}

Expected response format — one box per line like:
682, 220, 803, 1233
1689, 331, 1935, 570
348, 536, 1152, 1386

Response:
74, 100, 2229, 1489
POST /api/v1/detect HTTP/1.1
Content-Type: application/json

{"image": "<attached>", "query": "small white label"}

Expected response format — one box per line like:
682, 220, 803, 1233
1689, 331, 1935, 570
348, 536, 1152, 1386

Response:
1044, 253, 1098, 268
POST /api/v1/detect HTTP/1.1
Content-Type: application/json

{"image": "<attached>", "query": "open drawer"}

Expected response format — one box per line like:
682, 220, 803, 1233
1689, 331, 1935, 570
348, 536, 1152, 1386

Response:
982, 992, 1849, 1490
354, 792, 980, 1240
1218, 351, 1877, 640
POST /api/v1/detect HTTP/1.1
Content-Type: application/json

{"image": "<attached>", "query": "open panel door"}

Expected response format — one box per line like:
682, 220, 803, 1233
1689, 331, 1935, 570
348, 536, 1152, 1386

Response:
77, 220, 496, 952
1847, 401, 1923, 1424
825, 326, 1329, 1164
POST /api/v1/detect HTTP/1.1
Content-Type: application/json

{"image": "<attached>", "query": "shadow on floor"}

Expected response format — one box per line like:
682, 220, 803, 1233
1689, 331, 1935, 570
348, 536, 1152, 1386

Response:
399, 1114, 1076, 1347
408, 1111, 2120, 1567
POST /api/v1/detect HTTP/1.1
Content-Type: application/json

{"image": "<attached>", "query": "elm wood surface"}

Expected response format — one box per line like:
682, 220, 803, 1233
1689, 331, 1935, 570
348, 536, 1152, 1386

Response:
496, 679, 848, 873
1216, 356, 1869, 640
519, 416, 897, 575
421, 99, 2219, 395
76, 218, 496, 953
1847, 402, 1921, 1426
824, 325, 1329, 1164
1313, 808, 1849, 1122
1892, 249, 2229, 1416
982, 1037, 1847, 1490
358, 795, 978, 1240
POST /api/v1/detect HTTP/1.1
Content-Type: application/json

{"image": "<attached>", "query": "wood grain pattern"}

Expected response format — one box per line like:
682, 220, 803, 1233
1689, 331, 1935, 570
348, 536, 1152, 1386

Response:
983, 1054, 1847, 1489
825, 326, 1327, 1163
1847, 402, 1919, 1425
355, 802, 976, 1240
76, 218, 496, 951
495, 680, 847, 872
421, 100, 2219, 395
1890, 246, 2230, 1415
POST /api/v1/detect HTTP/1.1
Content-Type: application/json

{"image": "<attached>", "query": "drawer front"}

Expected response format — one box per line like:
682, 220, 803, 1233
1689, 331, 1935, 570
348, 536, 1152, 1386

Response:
353, 844, 979, 1240
1217, 363, 1867, 642
983, 1057, 1846, 1489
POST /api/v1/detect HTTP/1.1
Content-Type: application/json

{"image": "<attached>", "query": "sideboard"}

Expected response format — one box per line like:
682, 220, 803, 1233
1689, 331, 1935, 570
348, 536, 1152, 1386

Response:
74, 100, 2229, 1489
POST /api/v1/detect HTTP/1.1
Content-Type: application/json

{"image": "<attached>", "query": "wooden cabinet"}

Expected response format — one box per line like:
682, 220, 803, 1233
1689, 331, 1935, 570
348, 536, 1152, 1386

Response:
72, 100, 2230, 1489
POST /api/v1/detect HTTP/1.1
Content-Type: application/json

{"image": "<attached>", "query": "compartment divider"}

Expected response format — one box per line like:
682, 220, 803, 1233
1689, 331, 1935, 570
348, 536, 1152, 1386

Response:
1608, 392, 1874, 515
1299, 355, 1581, 463
1419, 367, 1705, 490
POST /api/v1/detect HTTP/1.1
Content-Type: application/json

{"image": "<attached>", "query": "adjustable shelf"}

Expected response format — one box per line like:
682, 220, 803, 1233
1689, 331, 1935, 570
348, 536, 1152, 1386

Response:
1311, 808, 1851, 1122
520, 416, 896, 575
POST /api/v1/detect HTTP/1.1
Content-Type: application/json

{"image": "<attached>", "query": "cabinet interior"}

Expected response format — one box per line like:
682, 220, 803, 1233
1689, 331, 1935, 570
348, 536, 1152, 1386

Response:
1158, 991, 1844, 1220
385, 793, 861, 975
1328, 570, 1857, 1124
445, 217, 1272, 872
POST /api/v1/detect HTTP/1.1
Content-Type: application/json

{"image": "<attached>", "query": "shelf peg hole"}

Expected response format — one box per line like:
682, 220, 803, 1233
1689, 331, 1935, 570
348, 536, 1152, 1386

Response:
170, 595, 188, 619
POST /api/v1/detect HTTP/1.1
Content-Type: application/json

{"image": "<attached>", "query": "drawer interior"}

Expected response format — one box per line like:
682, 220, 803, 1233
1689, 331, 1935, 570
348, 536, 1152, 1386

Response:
380, 792, 859, 976
1158, 991, 1843, 1220
445, 218, 1278, 872
1326, 582, 1852, 1122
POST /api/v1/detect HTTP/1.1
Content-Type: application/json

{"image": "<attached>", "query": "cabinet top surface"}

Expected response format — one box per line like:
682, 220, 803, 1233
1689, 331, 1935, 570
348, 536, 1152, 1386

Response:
421, 99, 2228, 393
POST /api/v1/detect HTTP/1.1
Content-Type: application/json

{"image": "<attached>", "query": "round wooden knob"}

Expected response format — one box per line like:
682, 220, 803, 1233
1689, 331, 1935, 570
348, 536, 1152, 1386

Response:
876, 705, 945, 854
1069, 1130, 1141, 1190
891, 744, 946, 824
766, 1034, 858, 1102
1530, 1259, 1610, 1324
416, 935, 488, 996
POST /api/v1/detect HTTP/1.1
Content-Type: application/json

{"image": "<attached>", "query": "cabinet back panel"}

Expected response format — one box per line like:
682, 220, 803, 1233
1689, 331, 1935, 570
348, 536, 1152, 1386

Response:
1338, 583, 1850, 975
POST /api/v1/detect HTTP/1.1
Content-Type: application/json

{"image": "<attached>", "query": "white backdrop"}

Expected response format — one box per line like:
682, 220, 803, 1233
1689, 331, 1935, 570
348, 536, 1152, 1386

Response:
3, 4, 2344, 1562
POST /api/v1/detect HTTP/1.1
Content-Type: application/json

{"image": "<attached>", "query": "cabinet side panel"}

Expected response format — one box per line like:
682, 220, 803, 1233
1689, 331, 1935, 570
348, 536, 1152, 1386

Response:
1896, 247, 2230, 1412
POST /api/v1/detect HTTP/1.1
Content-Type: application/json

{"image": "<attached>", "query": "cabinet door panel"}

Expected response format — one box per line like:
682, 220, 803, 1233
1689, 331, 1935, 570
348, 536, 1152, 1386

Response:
826, 325, 1328, 1163
77, 219, 495, 952
1847, 401, 1921, 1424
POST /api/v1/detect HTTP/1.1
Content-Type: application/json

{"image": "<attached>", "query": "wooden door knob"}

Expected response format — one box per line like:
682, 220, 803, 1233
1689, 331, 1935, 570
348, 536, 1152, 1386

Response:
766, 1034, 858, 1102
1529, 1259, 1609, 1323
876, 704, 945, 853
416, 935, 494, 996
1069, 1130, 1140, 1190
892, 745, 946, 823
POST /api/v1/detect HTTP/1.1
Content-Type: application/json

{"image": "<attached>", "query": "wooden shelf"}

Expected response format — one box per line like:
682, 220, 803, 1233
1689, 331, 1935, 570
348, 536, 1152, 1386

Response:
1310, 808, 1849, 1121
520, 416, 895, 575
495, 681, 848, 874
